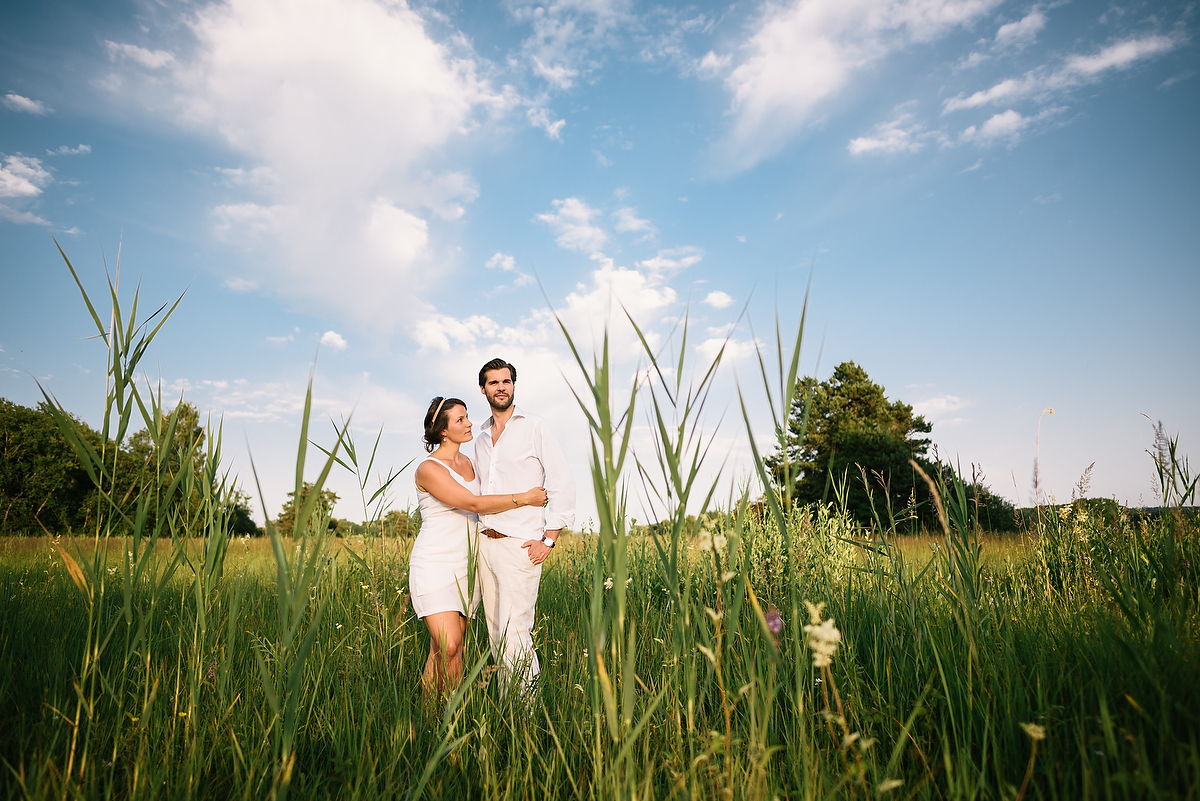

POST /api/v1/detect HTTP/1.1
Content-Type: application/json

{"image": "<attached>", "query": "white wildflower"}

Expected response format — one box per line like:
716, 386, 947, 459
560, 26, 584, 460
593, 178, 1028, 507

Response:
604, 577, 614, 590
803, 600, 841, 668
695, 530, 727, 552
1020, 722, 1046, 741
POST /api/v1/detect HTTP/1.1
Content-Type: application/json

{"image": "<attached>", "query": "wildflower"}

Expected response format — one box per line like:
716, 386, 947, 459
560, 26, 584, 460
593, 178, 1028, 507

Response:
695, 530, 727, 552
802, 600, 841, 668
625, 577, 632, 586
1020, 722, 1046, 741
178, 712, 188, 718
878, 779, 903, 792
336, 623, 343, 630
207, 660, 216, 680
604, 577, 614, 590
765, 605, 783, 638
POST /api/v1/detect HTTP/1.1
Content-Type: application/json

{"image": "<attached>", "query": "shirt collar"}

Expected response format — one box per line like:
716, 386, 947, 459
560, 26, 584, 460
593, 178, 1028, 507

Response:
482, 405, 526, 430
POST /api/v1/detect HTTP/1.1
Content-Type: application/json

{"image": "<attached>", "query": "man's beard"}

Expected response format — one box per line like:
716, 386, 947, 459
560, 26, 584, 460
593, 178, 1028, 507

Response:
489, 393, 514, 412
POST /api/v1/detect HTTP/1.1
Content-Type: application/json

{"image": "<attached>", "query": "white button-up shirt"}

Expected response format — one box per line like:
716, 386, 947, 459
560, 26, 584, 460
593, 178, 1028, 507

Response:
475, 406, 575, 539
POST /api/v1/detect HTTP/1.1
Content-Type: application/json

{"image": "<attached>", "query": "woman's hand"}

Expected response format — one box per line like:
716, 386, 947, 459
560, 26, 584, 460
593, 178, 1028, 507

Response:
520, 487, 548, 507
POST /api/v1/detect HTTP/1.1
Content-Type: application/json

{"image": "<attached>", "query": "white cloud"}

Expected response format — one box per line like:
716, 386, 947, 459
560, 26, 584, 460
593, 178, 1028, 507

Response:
47, 144, 91, 156
0, 155, 52, 198
508, 0, 633, 91
215, 166, 277, 188
612, 206, 656, 238
0, 205, 51, 226
636, 246, 703, 277
223, 277, 259, 292
718, 0, 1002, 171
2, 94, 51, 115
100, 0, 510, 331
697, 336, 763, 362
537, 197, 608, 252
320, 331, 348, 350
593, 150, 613, 167
486, 252, 535, 288
848, 111, 945, 155
487, 252, 517, 272
695, 50, 732, 78
944, 33, 1182, 112
994, 9, 1045, 49
703, 290, 734, 309
528, 106, 566, 139
913, 394, 969, 425
104, 40, 177, 69
960, 107, 1060, 142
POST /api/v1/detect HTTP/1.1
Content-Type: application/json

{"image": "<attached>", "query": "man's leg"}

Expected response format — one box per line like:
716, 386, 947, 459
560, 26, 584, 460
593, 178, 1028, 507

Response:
479, 536, 542, 691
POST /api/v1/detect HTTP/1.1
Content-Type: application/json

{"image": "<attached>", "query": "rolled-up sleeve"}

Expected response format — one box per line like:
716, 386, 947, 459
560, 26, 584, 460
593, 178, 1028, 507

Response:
536, 419, 576, 532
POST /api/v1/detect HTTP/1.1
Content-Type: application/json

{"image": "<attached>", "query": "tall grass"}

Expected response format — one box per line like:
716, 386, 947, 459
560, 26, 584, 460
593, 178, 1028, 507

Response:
1, 248, 1198, 799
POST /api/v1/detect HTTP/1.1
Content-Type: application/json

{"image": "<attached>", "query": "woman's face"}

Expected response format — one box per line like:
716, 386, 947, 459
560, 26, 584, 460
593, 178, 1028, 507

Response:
441, 405, 473, 445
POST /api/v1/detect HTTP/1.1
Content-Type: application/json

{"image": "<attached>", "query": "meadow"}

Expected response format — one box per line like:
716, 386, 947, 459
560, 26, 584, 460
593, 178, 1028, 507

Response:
1, 250, 1197, 799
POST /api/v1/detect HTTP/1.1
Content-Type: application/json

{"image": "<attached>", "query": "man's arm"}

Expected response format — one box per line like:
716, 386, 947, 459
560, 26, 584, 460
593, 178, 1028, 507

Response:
521, 418, 576, 565
536, 418, 575, 532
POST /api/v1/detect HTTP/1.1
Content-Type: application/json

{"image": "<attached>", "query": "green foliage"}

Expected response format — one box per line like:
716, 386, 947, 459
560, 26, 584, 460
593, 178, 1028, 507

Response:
768, 360, 936, 526
275, 482, 339, 538
0, 398, 99, 534
4, 243, 1197, 799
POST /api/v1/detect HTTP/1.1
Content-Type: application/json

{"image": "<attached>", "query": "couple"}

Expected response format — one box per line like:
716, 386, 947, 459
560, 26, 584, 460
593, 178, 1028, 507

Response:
409, 357, 575, 698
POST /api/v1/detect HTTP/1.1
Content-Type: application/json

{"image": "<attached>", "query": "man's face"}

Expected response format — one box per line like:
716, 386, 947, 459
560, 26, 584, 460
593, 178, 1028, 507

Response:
481, 368, 515, 412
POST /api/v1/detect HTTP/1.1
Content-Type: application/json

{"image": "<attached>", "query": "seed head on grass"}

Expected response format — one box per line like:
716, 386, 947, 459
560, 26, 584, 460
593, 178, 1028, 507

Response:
803, 601, 841, 668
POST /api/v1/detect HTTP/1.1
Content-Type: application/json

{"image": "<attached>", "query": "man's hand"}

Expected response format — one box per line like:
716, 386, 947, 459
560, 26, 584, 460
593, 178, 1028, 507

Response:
521, 530, 560, 565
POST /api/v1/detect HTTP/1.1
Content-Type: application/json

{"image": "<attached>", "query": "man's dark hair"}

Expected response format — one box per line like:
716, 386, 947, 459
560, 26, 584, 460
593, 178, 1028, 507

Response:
478, 358, 517, 387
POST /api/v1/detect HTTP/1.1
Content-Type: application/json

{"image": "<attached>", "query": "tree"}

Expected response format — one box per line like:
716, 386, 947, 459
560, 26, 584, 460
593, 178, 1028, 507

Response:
275, 482, 339, 538
0, 398, 97, 534
768, 361, 935, 526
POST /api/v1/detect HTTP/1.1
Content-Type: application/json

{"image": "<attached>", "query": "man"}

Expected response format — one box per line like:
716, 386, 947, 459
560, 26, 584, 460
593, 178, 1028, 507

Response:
474, 357, 575, 693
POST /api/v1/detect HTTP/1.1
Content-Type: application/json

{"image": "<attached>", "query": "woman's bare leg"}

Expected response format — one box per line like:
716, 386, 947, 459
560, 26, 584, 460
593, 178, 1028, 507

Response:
422, 611, 468, 697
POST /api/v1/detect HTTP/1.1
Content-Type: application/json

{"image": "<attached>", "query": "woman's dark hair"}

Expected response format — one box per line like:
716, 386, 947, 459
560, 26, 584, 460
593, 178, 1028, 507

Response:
478, 357, 516, 387
423, 396, 466, 453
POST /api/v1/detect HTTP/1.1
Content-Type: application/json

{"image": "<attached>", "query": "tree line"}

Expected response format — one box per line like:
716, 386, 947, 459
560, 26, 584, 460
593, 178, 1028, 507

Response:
0, 397, 258, 536
7, 362, 1017, 537
1, 396, 424, 538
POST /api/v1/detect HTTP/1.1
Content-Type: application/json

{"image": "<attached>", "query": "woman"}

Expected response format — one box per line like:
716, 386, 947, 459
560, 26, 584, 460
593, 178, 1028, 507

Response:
411, 396, 547, 697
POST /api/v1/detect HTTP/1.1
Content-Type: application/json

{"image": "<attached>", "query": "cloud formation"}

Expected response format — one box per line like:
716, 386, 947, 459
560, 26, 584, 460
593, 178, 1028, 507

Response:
537, 197, 608, 252
943, 33, 1182, 113
320, 331, 348, 350
0, 154, 53, 225
100, 0, 510, 330
2, 93, 52, 115
703, 290, 734, 309
718, 0, 1001, 171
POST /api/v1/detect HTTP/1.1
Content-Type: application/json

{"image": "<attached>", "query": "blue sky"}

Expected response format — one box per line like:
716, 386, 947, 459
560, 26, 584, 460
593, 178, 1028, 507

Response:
1, 0, 1197, 526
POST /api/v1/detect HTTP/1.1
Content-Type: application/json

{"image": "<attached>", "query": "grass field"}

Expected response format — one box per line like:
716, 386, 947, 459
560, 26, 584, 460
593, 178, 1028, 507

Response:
2, 250, 1197, 799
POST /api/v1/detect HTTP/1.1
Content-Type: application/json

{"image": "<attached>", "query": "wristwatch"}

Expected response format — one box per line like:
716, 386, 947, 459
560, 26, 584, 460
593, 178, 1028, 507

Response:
540, 535, 557, 549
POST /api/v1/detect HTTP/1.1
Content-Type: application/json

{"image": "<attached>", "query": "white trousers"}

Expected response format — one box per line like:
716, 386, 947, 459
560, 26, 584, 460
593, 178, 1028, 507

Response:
478, 535, 543, 691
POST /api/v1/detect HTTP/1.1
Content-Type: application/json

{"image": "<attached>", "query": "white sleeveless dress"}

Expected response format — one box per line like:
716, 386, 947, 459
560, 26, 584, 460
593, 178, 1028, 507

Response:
409, 457, 482, 619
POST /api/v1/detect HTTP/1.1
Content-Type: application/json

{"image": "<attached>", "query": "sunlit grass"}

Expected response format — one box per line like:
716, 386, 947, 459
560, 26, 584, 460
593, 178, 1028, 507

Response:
1, 246, 1198, 799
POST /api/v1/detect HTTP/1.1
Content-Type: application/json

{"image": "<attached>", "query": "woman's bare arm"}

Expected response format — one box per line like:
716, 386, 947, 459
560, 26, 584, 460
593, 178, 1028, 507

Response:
416, 461, 547, 514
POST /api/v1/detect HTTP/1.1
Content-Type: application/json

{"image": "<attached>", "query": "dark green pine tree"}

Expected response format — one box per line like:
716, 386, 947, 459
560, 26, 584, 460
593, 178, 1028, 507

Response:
767, 361, 936, 527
